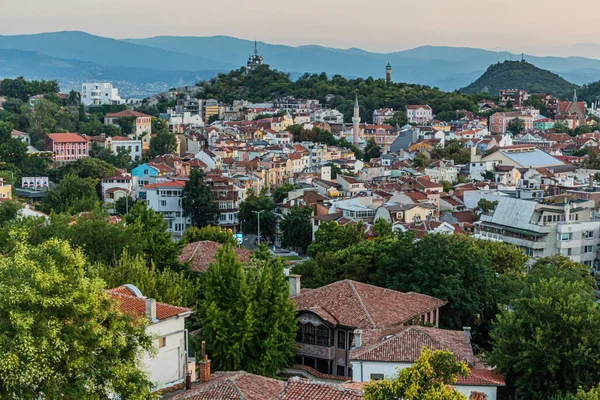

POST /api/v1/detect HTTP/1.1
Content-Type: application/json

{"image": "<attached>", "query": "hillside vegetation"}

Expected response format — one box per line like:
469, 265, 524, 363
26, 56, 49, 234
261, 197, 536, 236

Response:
195, 66, 484, 122
460, 60, 578, 96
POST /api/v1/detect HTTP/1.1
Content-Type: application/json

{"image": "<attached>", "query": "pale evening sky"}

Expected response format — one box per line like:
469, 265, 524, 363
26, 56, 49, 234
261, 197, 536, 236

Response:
1, 0, 599, 56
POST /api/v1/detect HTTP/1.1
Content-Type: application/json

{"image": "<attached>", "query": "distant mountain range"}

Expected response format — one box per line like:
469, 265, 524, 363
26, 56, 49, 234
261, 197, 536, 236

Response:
0, 31, 599, 97
460, 61, 578, 96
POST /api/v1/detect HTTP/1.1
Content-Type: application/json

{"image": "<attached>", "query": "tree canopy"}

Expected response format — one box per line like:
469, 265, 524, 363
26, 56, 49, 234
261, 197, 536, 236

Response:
181, 169, 219, 228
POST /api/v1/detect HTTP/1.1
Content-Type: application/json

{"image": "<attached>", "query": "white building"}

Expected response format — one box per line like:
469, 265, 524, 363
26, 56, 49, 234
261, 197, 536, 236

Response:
81, 82, 124, 106
311, 108, 344, 124
100, 174, 135, 209
349, 325, 504, 400
143, 180, 190, 238
406, 105, 433, 124
107, 136, 143, 160
108, 285, 193, 391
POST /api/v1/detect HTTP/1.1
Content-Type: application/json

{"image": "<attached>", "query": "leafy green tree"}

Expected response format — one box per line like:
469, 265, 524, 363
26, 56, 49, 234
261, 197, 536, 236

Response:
507, 117, 526, 133
0, 137, 27, 167
473, 198, 498, 215
364, 348, 469, 400
489, 277, 600, 399
554, 122, 571, 134
0, 200, 21, 226
0, 235, 155, 399
307, 221, 364, 258
373, 218, 393, 237
114, 195, 135, 215
481, 170, 496, 181
52, 157, 118, 181
91, 251, 199, 307
239, 190, 276, 241
280, 204, 313, 253
149, 129, 177, 157
272, 182, 298, 204
125, 202, 183, 271
198, 246, 296, 375
364, 138, 382, 162
38, 173, 100, 215
413, 152, 428, 168
115, 116, 136, 135
182, 225, 236, 245
181, 169, 219, 228
0, 120, 12, 141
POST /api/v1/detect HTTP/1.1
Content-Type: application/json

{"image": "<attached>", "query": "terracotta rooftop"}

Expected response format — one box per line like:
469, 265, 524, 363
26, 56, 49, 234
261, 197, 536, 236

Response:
457, 368, 506, 386
280, 377, 363, 400
292, 280, 446, 330
105, 109, 151, 118
107, 286, 192, 322
179, 241, 252, 272
350, 326, 478, 364
46, 133, 87, 143
169, 371, 284, 400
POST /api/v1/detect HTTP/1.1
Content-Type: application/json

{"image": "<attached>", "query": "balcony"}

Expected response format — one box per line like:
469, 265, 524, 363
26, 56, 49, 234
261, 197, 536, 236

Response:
296, 343, 335, 359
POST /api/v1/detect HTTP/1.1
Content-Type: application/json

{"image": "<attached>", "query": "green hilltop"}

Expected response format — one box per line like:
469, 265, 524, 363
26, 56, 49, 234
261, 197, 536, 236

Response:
460, 60, 578, 96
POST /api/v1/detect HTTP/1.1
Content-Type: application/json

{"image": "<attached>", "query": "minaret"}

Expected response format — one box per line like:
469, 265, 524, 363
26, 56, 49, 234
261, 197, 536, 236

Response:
573, 89, 578, 103
386, 63, 392, 84
352, 95, 361, 146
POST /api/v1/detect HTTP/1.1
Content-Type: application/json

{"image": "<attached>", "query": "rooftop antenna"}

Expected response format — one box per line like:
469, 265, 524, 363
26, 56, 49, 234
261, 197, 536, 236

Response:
254, 39, 258, 56
521, 53, 524, 61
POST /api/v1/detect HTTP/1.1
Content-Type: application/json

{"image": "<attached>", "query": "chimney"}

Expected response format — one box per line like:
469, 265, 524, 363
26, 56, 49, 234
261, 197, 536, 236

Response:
463, 326, 472, 345
198, 341, 211, 383
145, 298, 157, 322
590, 174, 595, 189
288, 274, 301, 298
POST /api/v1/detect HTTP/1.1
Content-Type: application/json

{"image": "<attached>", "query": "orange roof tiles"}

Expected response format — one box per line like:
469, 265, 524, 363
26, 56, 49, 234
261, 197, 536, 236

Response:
179, 241, 251, 272
46, 133, 87, 143
107, 286, 192, 322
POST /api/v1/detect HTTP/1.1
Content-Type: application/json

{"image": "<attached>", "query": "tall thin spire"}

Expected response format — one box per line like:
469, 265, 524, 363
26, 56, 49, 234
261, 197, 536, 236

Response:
573, 89, 578, 103
254, 40, 258, 56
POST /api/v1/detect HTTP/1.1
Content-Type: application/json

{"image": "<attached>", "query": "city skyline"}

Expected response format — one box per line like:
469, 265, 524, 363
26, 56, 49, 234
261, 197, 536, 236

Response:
1, 0, 599, 58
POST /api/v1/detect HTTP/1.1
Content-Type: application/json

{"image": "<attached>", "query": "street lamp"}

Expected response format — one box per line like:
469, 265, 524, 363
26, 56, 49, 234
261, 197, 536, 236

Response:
253, 210, 264, 245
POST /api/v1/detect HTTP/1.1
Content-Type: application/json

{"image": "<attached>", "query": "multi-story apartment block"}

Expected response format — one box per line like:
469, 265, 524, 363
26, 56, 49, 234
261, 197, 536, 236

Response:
489, 112, 534, 134
104, 109, 152, 149
499, 89, 529, 107
372, 108, 394, 125
106, 136, 143, 160
81, 82, 124, 106
206, 175, 242, 233
143, 180, 189, 238
473, 196, 600, 269
45, 133, 89, 163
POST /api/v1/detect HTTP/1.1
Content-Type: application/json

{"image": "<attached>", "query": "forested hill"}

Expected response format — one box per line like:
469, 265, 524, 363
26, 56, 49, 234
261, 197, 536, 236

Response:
460, 60, 578, 97
578, 80, 600, 103
193, 66, 485, 123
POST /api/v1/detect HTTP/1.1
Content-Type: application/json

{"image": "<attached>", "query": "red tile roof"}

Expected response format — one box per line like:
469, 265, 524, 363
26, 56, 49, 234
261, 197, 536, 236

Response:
46, 133, 87, 143
107, 286, 192, 322
143, 180, 186, 189
280, 377, 363, 400
179, 241, 251, 272
105, 109, 151, 118
457, 368, 505, 386
292, 280, 446, 330
350, 326, 477, 364
170, 371, 284, 400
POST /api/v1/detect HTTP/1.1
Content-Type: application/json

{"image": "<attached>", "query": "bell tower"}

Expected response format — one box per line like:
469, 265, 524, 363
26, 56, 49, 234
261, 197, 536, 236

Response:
386, 63, 392, 84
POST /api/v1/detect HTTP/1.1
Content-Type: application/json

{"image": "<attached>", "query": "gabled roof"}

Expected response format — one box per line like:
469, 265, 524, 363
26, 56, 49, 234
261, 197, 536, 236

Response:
143, 180, 186, 189
170, 371, 284, 400
280, 377, 363, 400
105, 109, 151, 118
179, 241, 251, 272
107, 286, 192, 322
292, 280, 446, 330
350, 326, 477, 364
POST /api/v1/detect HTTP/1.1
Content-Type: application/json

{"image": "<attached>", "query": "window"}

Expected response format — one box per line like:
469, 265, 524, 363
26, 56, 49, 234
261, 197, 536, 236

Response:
160, 200, 167, 207
584, 260, 593, 267
337, 331, 346, 350
585, 231, 595, 239
560, 248, 572, 256
585, 245, 594, 253
337, 366, 346, 376
158, 337, 166, 348
370, 374, 384, 381
558, 233, 572, 241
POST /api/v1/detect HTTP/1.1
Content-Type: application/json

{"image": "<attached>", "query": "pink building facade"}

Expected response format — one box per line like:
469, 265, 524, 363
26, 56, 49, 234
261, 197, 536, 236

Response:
46, 133, 89, 163
490, 112, 534, 134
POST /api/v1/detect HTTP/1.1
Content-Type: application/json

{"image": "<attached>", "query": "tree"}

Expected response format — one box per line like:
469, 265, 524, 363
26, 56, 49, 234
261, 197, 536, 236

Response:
149, 129, 177, 157
364, 348, 469, 400
52, 157, 118, 181
239, 191, 276, 241
364, 138, 382, 162
272, 182, 298, 204
0, 236, 155, 399
114, 195, 135, 215
125, 202, 183, 271
481, 170, 496, 181
91, 251, 199, 307
182, 225, 236, 246
0, 120, 12, 141
473, 198, 498, 215
38, 173, 100, 215
280, 204, 313, 253
181, 169, 219, 228
507, 117, 525, 133
413, 152, 428, 168
198, 245, 297, 375
489, 276, 600, 399
0, 200, 21, 226
307, 221, 364, 258
554, 122, 570, 134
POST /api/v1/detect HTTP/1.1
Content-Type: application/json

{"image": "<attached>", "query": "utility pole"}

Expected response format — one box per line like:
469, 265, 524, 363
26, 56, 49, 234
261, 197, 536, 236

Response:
253, 210, 264, 245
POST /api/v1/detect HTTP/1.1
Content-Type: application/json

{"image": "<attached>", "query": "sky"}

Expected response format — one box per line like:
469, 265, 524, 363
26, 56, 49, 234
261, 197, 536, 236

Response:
1, 0, 599, 57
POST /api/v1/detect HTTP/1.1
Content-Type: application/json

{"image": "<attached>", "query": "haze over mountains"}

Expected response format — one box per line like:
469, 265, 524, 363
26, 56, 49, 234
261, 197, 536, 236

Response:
0, 31, 599, 97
